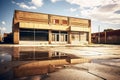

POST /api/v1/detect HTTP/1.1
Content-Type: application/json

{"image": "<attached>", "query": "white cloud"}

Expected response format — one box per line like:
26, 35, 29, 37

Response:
31, 0, 43, 7
0, 27, 6, 31
66, 0, 120, 8
0, 21, 6, 31
17, 2, 37, 9
65, 0, 120, 24
66, 0, 104, 8
51, 0, 61, 3
12, 0, 43, 9
75, 14, 79, 17
98, 4, 120, 13
1, 21, 6, 25
2, 27, 6, 31
69, 8, 77, 12
87, 3, 120, 24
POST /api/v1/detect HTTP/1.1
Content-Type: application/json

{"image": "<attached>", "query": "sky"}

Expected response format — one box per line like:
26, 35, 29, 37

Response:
0, 0, 120, 33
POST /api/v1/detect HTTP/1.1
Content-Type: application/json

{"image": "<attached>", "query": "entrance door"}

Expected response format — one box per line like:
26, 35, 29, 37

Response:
52, 33, 59, 42
52, 31, 68, 42
60, 34, 68, 42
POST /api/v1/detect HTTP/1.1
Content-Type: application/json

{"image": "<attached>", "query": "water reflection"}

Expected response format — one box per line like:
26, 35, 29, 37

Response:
12, 47, 68, 61
0, 46, 78, 80
0, 53, 11, 62
12, 47, 70, 78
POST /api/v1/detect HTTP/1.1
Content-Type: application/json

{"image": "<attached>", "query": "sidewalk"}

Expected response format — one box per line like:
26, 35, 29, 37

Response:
0, 43, 117, 47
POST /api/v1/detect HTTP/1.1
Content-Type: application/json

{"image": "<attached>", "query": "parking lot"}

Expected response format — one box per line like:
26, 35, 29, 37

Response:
0, 44, 120, 80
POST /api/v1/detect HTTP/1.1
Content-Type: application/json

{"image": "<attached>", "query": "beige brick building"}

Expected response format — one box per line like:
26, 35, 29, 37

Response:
12, 10, 91, 45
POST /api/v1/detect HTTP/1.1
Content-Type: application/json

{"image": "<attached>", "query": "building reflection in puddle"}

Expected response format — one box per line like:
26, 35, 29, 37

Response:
13, 47, 67, 61
0, 47, 88, 80
12, 47, 70, 79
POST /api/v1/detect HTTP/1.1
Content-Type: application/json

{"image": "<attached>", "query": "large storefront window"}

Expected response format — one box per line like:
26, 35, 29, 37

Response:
20, 29, 34, 41
20, 29, 48, 41
35, 30, 48, 41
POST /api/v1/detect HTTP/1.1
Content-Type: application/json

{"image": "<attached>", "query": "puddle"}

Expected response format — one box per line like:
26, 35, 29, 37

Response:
0, 46, 82, 80
0, 53, 11, 62
13, 51, 69, 61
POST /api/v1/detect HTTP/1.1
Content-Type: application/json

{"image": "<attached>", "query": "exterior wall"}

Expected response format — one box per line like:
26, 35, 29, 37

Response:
0, 35, 2, 42
69, 17, 89, 26
12, 10, 91, 45
92, 30, 120, 44
13, 25, 19, 44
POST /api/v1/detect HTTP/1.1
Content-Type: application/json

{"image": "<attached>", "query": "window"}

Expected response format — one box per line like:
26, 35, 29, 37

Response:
53, 19, 59, 24
20, 29, 48, 41
62, 20, 67, 25
20, 29, 34, 41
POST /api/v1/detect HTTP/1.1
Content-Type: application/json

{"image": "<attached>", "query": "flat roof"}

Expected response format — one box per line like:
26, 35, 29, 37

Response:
92, 29, 120, 35
15, 10, 91, 21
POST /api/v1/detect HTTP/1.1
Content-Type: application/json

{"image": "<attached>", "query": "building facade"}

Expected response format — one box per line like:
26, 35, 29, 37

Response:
12, 10, 91, 45
0, 29, 3, 42
92, 29, 120, 44
0, 35, 2, 42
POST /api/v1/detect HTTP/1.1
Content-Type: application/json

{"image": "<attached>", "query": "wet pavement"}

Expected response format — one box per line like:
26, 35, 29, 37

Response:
0, 45, 120, 80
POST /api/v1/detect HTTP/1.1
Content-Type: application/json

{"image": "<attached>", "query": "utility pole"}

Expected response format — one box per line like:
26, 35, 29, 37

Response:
98, 25, 100, 44
105, 31, 106, 43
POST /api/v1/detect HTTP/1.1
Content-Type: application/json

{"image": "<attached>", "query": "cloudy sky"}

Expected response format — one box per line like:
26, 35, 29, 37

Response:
0, 0, 120, 33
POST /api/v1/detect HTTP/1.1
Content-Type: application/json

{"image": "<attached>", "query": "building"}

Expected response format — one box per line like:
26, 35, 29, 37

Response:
92, 29, 120, 44
0, 32, 13, 43
0, 29, 3, 42
12, 10, 91, 45
0, 35, 2, 42
3, 33, 13, 43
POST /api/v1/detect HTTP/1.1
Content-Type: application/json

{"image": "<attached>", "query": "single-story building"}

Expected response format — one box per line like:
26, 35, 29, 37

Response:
92, 29, 120, 44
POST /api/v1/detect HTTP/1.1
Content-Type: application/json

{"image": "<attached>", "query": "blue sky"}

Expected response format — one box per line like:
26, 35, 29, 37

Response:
0, 0, 120, 33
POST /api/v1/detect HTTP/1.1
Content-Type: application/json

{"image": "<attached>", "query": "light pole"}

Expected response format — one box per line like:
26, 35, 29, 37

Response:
98, 25, 100, 44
